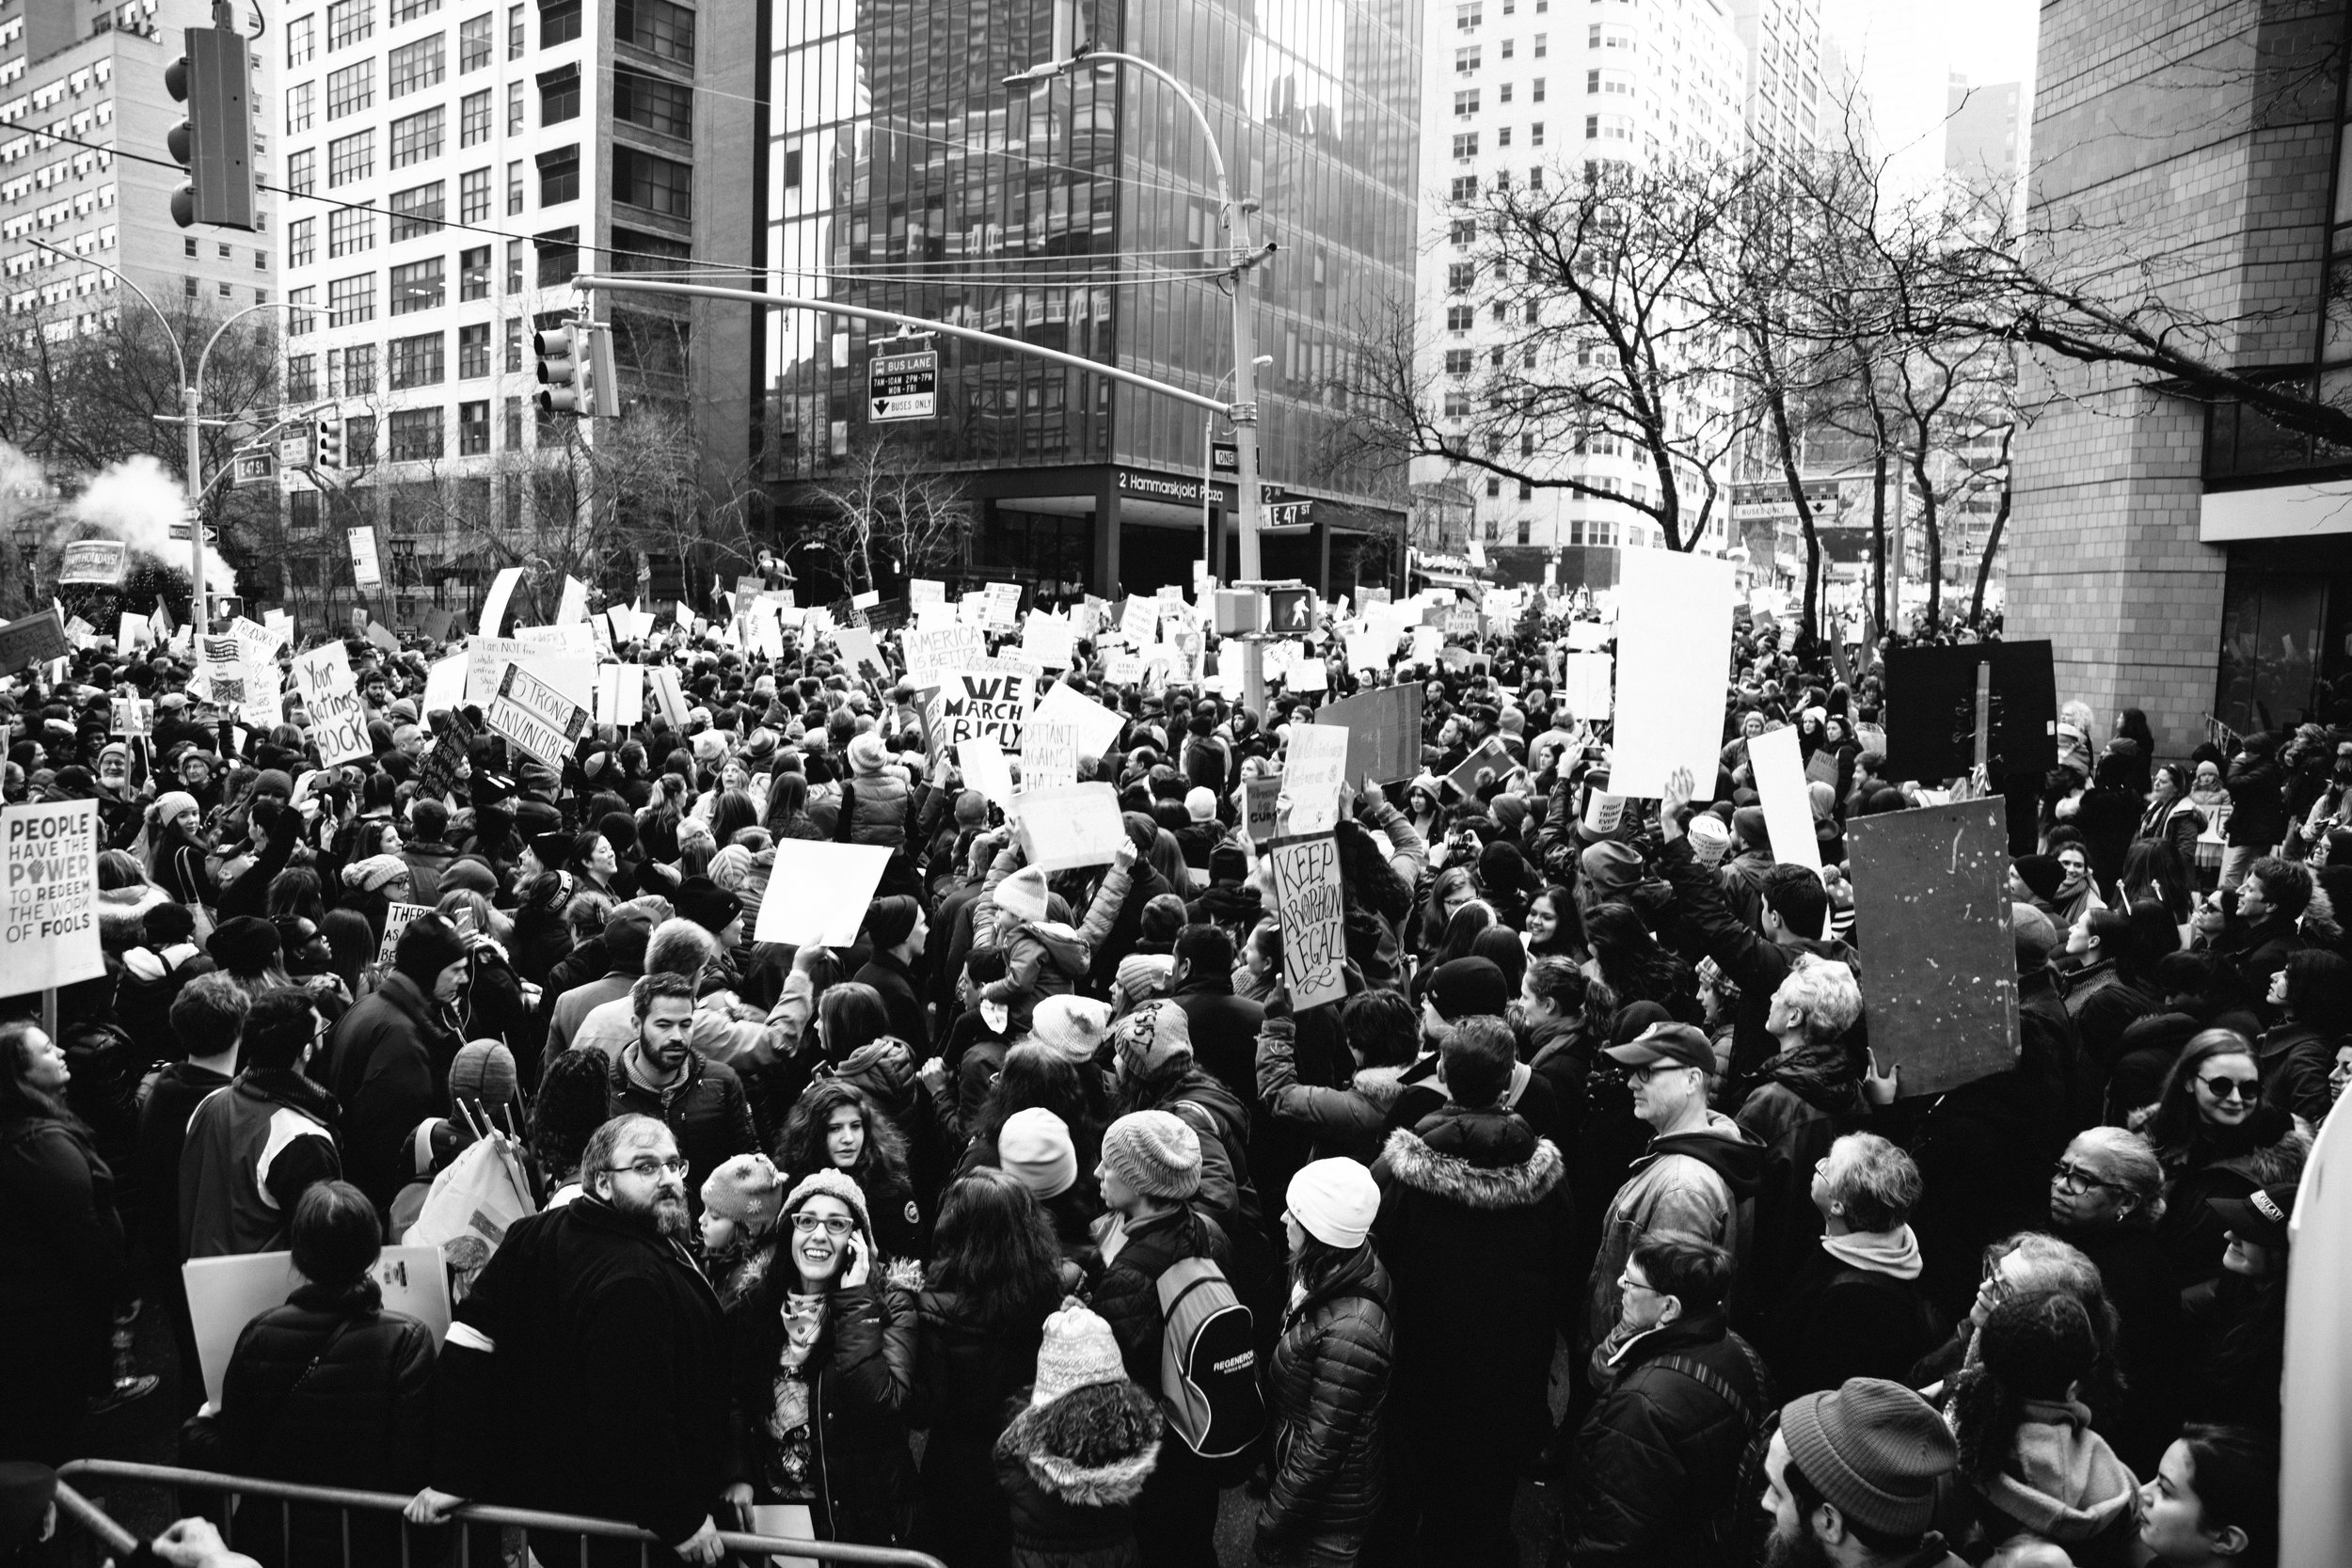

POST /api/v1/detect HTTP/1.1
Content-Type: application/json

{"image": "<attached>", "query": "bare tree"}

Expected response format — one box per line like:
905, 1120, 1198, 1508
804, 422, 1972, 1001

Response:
794, 431, 977, 593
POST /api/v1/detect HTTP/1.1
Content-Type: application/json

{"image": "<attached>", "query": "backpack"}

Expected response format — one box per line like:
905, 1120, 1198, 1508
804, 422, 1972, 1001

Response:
1153, 1254, 1264, 1467
1646, 1333, 1774, 1567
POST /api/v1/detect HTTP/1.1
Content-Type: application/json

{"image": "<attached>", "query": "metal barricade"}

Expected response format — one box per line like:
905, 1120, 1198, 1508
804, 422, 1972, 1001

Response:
55, 1462, 946, 1568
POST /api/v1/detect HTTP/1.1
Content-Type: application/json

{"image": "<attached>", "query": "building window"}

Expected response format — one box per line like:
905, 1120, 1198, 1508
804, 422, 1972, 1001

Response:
508, 3, 524, 56
326, 59, 372, 119
1454, 46, 1479, 71
1534, 32, 1546, 55
459, 11, 491, 69
327, 272, 373, 325
389, 330, 444, 387
390, 255, 444, 311
1485, 477, 1500, 498
389, 406, 442, 460
503, 395, 522, 450
539, 0, 580, 45
286, 82, 314, 133
538, 64, 580, 124
1454, 89, 1478, 118
537, 145, 578, 204
1501, 39, 1514, 58
1443, 349, 1472, 374
288, 149, 316, 195
287, 13, 316, 64
534, 227, 578, 286
1533, 77, 1545, 102
460, 245, 489, 298
460, 166, 490, 223
289, 285, 317, 333
614, 0, 694, 64
327, 130, 372, 185
1447, 262, 1474, 293
1446, 304, 1473, 331
392, 0, 441, 22
1498, 127, 1511, 147
505, 239, 522, 292
389, 181, 444, 240
460, 87, 490, 145
458, 320, 489, 376
1532, 119, 1544, 144
1499, 82, 1513, 103
1528, 166, 1543, 189
346, 414, 376, 462
1451, 175, 1478, 200
507, 80, 524, 133
1518, 481, 1534, 501
288, 216, 316, 266
458, 399, 489, 453
610, 146, 689, 217
1456, 2, 1480, 27
389, 35, 444, 98
328, 204, 373, 255
1442, 390, 1471, 418
390, 107, 443, 167
506, 161, 523, 214
327, 0, 373, 49
612, 67, 691, 136
504, 317, 522, 371
287, 354, 318, 400
290, 491, 321, 531
1451, 133, 1477, 159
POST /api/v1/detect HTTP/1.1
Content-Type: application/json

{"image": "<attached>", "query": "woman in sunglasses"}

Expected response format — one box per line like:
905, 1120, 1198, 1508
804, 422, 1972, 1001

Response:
2131, 1027, 2304, 1291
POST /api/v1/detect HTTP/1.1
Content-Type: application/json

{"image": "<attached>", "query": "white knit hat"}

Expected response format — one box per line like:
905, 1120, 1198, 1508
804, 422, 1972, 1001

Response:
1031, 1302, 1125, 1406
997, 1108, 1078, 1200
1285, 1158, 1381, 1250
996, 864, 1050, 925
1028, 994, 1111, 1064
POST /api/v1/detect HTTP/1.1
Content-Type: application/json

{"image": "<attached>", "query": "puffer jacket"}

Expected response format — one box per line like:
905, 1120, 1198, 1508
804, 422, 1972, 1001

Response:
993, 1380, 1162, 1568
606, 1047, 759, 1220
1258, 1246, 1394, 1549
1087, 1204, 1230, 1387
909, 1287, 1046, 1566
1565, 1310, 1771, 1568
1256, 1012, 1411, 1165
322, 971, 457, 1214
843, 764, 913, 849
181, 1276, 435, 1568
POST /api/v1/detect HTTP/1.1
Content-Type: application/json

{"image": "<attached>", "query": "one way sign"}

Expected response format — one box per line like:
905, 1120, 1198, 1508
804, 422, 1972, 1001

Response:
869, 349, 937, 422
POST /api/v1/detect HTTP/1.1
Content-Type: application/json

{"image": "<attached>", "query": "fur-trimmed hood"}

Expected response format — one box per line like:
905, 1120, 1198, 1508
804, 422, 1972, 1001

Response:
1377, 1111, 1565, 1210
995, 1380, 1164, 1508
2214, 1126, 2310, 1188
1350, 1063, 1410, 1110
98, 882, 170, 948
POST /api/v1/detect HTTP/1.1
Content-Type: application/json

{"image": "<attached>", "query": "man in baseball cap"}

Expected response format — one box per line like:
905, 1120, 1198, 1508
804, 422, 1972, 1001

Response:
1762, 1378, 1964, 1566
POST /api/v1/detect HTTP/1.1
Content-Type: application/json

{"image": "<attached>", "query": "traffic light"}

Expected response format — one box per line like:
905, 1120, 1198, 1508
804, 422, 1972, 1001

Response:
1267, 587, 1314, 633
534, 317, 618, 418
166, 27, 256, 231
314, 410, 343, 472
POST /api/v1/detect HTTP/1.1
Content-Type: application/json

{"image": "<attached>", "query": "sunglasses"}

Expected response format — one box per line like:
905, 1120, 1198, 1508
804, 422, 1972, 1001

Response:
2197, 1075, 2259, 1101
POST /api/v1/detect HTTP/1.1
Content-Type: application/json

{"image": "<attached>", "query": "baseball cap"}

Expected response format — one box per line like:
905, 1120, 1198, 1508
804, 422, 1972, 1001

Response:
1603, 1022, 1714, 1074
2208, 1181, 2296, 1254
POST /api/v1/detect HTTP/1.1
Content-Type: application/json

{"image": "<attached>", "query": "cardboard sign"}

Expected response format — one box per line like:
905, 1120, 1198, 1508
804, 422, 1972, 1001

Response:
184, 1248, 451, 1408
479, 565, 525, 637
595, 664, 645, 728
909, 578, 946, 609
421, 653, 467, 718
349, 527, 383, 591
1033, 681, 1127, 761
903, 623, 989, 682
1022, 612, 1075, 671
59, 540, 128, 585
290, 642, 373, 766
1881, 641, 2058, 783
1264, 832, 1348, 1010
486, 661, 590, 768
1019, 720, 1080, 792
1011, 782, 1126, 873
556, 576, 590, 625
959, 734, 1016, 806
1611, 548, 1736, 800
1749, 724, 1823, 875
1283, 721, 1351, 833
1565, 619, 1609, 653
0, 609, 68, 674
1102, 651, 1144, 687
1845, 796, 2019, 1097
110, 698, 153, 737
0, 800, 102, 996
417, 714, 472, 803
648, 666, 689, 731
923, 668, 1032, 756
376, 901, 433, 965
1244, 772, 1283, 845
421, 607, 457, 642
1561, 651, 1613, 722
754, 841, 895, 946
1583, 790, 1625, 835
1309, 684, 1423, 786
834, 626, 888, 682
1446, 736, 1514, 798
982, 581, 1024, 630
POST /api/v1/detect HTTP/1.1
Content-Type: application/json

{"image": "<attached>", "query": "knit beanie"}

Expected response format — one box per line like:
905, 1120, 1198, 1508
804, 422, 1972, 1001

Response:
1777, 1378, 1957, 1538
2013, 854, 2066, 904
998, 1107, 1079, 1200
1581, 839, 1644, 893
865, 895, 920, 951
1030, 1302, 1126, 1406
1109, 999, 1193, 1080
708, 843, 755, 891
149, 789, 199, 828
784, 1168, 872, 1241
674, 875, 740, 936
1184, 786, 1217, 822
342, 854, 408, 894
448, 1040, 518, 1116
1732, 805, 1771, 853
1099, 1109, 1202, 1201
393, 911, 471, 990
1028, 994, 1111, 1064
1286, 1158, 1380, 1250
206, 914, 281, 974
700, 1151, 786, 1227
996, 864, 1050, 925
848, 731, 889, 774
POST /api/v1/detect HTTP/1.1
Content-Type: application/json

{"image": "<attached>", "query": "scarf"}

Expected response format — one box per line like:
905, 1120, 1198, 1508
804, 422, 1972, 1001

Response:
1821, 1225, 1923, 1280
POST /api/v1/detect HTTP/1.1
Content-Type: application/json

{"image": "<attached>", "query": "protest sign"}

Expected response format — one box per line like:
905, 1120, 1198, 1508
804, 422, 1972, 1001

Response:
1244, 772, 1283, 845
1033, 681, 1127, 761
480, 565, 525, 635
982, 581, 1024, 630
109, 698, 152, 737
1012, 782, 1126, 873
421, 607, 457, 642
421, 653, 467, 718
0, 800, 101, 995
1310, 684, 1423, 786
1120, 595, 1157, 640
904, 623, 989, 682
1102, 651, 1144, 687
595, 664, 645, 728
1264, 832, 1348, 1010
116, 611, 149, 651
1845, 796, 2019, 1098
834, 626, 888, 682
1561, 651, 1612, 722
1290, 657, 1328, 693
416, 712, 472, 803
1022, 612, 1075, 671
754, 842, 895, 946
1283, 721, 1351, 832
1583, 790, 1626, 835
959, 735, 1015, 806
1610, 548, 1735, 800
376, 901, 433, 964
486, 660, 591, 768
1343, 626, 1391, 674
1881, 641, 2058, 783
0, 609, 67, 675
922, 668, 1032, 756
60, 540, 129, 586
291, 643, 372, 766
648, 666, 689, 731
1565, 619, 1609, 652
517, 621, 597, 657
909, 578, 946, 609
1019, 721, 1079, 791
1748, 724, 1823, 875
2283, 1101, 2352, 1565
557, 576, 590, 625
1446, 736, 1515, 798
185, 1248, 450, 1408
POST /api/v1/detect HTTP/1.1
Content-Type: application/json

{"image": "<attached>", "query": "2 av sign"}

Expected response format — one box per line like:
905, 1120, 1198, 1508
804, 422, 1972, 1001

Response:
869, 349, 937, 421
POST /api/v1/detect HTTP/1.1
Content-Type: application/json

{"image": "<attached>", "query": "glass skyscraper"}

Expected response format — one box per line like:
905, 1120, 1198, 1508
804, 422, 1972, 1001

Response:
757, 0, 1420, 598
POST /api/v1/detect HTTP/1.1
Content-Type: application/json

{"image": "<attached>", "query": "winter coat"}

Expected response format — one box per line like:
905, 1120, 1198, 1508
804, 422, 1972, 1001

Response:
1962, 1398, 2139, 1564
1372, 1104, 1574, 1463
723, 1256, 921, 1546
2057, 1222, 2181, 1479
843, 763, 913, 850
136, 1060, 234, 1281
2257, 1022, 2337, 1129
1257, 1246, 1395, 1548
428, 1197, 730, 1545
323, 972, 456, 1214
980, 919, 1094, 1018
0, 1109, 128, 1457
910, 1287, 1047, 1567
1256, 1013, 1408, 1165
1086, 1204, 1230, 1389
1168, 973, 1264, 1112
180, 1277, 435, 1568
1757, 1243, 1939, 1401
856, 949, 931, 1056
1586, 1112, 1766, 1358
1565, 1310, 1771, 1568
178, 1069, 344, 1258
2223, 752, 2286, 848
114, 942, 213, 1058
993, 1381, 1162, 1568
2153, 1122, 2307, 1289
607, 1047, 759, 1220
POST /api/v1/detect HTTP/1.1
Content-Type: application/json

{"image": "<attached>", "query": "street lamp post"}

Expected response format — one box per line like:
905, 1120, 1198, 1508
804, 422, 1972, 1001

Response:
1203, 354, 1273, 581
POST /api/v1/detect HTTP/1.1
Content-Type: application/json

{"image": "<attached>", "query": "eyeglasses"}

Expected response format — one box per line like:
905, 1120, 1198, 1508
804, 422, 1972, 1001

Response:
790, 1212, 856, 1237
2197, 1075, 2260, 1102
2052, 1161, 2125, 1196
607, 1155, 689, 1180
1615, 1272, 1659, 1296
1629, 1061, 1696, 1083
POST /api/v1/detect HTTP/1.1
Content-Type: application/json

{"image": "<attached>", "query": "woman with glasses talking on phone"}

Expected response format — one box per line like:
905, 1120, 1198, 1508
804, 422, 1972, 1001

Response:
719, 1168, 920, 1557
2128, 1028, 2307, 1291
2045, 1127, 2181, 1475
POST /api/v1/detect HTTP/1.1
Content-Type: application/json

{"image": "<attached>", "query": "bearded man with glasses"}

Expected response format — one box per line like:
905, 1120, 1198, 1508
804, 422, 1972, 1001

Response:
404, 1112, 730, 1568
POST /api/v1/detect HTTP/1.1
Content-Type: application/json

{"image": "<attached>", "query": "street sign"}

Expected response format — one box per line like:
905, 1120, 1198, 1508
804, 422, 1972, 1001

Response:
1268, 499, 1315, 528
278, 431, 313, 467
869, 348, 937, 421
168, 502, 202, 543
1211, 440, 1239, 474
232, 450, 276, 485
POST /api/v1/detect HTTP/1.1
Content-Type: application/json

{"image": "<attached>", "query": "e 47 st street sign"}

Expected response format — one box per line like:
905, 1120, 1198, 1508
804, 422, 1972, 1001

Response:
870, 349, 937, 421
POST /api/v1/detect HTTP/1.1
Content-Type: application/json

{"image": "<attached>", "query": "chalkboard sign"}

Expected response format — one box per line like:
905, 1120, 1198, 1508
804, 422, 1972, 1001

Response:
1881, 641, 2058, 783
1310, 683, 1424, 786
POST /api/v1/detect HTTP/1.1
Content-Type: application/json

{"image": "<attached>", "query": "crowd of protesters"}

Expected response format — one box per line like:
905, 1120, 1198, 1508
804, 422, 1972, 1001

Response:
0, 585, 2322, 1568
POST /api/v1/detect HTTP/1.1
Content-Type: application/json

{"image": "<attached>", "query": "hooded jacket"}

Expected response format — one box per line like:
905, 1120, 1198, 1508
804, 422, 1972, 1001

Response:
324, 972, 455, 1214
993, 1380, 1163, 1568
1259, 1245, 1394, 1545
1256, 1011, 1410, 1165
1970, 1399, 2139, 1558
606, 1046, 758, 1221
1586, 1112, 1767, 1358
179, 1069, 344, 1259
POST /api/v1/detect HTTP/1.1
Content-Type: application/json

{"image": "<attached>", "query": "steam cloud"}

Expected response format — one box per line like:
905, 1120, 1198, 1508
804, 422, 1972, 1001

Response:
69, 454, 236, 595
